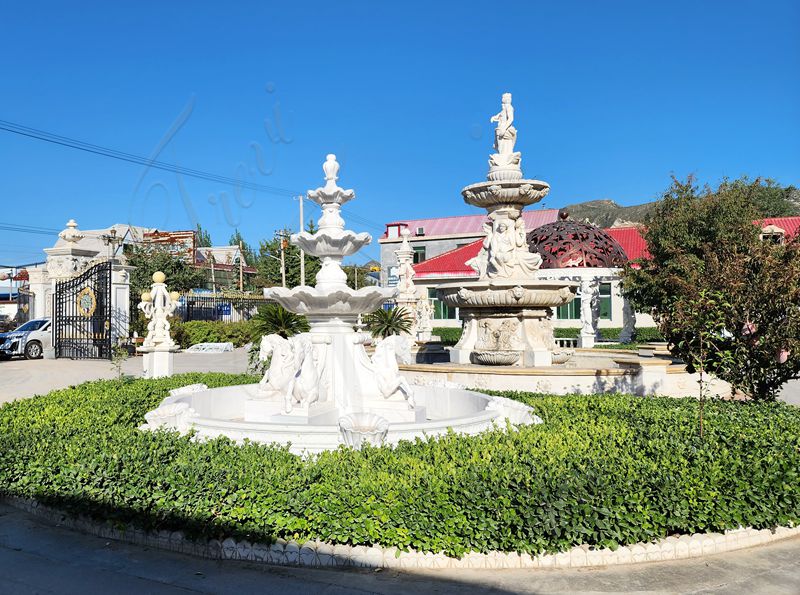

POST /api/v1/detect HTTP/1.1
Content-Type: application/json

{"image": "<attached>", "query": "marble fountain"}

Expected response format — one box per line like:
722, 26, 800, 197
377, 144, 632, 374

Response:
142, 153, 540, 455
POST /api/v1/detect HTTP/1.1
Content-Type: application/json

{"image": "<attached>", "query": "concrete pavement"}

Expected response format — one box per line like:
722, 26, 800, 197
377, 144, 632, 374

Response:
0, 348, 251, 405
2, 501, 800, 594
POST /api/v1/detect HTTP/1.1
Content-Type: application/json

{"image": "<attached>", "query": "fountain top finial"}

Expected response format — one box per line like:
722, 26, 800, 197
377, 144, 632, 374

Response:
323, 154, 339, 186
308, 153, 355, 208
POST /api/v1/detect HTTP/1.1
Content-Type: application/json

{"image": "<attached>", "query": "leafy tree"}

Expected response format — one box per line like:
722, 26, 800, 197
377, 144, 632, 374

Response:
365, 307, 413, 339
195, 223, 212, 247
125, 245, 207, 334
721, 177, 799, 218
228, 228, 257, 266
342, 264, 373, 290
255, 220, 321, 288
623, 176, 800, 401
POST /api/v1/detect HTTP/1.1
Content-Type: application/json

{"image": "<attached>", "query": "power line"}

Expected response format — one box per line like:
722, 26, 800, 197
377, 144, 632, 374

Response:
0, 222, 60, 236
0, 119, 388, 233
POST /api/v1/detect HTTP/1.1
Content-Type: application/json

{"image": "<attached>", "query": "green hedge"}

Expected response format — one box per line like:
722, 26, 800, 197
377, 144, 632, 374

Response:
554, 327, 665, 342
1, 375, 799, 557
170, 320, 257, 349
433, 326, 462, 346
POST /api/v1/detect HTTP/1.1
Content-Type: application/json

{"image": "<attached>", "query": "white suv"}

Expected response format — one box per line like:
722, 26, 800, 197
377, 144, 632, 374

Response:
0, 318, 52, 360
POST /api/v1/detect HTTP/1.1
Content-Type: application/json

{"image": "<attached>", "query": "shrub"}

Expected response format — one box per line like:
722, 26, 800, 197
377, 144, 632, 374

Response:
433, 326, 462, 346
1, 377, 799, 558
170, 320, 257, 349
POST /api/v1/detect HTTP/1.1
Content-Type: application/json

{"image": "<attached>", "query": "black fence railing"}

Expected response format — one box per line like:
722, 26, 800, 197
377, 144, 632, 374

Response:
178, 292, 270, 322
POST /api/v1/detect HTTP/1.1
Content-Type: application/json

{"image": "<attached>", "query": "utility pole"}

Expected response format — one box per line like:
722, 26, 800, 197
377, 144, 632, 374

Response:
298, 195, 306, 286
238, 240, 244, 291
279, 233, 287, 288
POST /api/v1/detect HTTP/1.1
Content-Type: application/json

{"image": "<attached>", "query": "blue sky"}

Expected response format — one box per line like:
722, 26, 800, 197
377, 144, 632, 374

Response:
1, 0, 798, 265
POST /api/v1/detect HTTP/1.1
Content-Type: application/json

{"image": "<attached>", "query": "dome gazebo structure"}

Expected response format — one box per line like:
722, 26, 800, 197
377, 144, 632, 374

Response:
527, 212, 635, 348
527, 212, 628, 269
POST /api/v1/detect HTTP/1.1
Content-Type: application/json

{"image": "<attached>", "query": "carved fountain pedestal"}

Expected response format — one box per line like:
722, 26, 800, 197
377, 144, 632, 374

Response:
437, 93, 577, 367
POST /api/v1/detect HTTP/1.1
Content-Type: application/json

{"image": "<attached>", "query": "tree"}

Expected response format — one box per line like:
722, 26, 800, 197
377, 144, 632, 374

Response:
342, 264, 373, 290
255, 219, 321, 288
721, 177, 799, 218
623, 176, 800, 401
229, 229, 257, 266
196, 223, 212, 247
125, 245, 207, 334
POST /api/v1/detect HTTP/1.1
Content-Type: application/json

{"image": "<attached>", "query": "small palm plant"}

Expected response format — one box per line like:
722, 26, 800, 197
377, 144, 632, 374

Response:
253, 303, 310, 339
365, 306, 413, 339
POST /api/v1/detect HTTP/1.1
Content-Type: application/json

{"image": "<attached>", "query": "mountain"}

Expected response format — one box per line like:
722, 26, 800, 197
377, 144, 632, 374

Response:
558, 199, 656, 228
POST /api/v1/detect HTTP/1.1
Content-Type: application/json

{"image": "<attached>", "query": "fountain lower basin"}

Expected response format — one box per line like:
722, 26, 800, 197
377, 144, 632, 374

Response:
142, 383, 540, 456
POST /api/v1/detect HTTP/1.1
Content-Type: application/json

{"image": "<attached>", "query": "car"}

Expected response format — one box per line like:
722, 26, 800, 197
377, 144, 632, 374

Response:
0, 318, 52, 360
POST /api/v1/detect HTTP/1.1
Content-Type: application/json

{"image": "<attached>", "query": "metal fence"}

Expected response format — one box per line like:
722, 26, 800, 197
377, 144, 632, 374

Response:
177, 293, 271, 322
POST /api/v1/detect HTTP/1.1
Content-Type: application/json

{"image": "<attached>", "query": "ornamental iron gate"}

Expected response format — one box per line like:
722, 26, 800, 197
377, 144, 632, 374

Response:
54, 261, 112, 359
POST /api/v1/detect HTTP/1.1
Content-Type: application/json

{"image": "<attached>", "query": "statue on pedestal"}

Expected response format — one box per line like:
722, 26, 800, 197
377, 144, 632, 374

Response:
489, 93, 522, 170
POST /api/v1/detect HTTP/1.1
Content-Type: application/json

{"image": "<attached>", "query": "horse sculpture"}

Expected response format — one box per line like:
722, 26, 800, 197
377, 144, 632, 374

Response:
370, 334, 415, 409
258, 333, 323, 414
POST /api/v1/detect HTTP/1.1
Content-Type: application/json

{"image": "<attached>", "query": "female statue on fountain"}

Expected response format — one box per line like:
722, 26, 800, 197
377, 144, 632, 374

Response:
491, 93, 517, 155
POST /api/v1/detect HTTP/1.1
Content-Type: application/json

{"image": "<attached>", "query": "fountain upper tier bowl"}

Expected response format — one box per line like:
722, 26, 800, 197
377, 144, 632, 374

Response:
292, 229, 372, 259
461, 179, 550, 210
267, 285, 396, 317
437, 279, 577, 309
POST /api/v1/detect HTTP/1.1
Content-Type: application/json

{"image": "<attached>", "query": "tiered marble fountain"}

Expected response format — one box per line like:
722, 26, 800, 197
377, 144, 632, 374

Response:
437, 93, 578, 367
142, 155, 539, 454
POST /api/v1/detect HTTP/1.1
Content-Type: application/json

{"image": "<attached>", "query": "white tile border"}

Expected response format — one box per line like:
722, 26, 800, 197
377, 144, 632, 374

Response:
6, 496, 799, 570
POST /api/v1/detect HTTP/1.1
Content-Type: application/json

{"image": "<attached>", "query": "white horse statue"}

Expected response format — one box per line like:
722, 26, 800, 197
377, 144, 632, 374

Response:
371, 334, 415, 409
289, 335, 323, 410
258, 334, 324, 413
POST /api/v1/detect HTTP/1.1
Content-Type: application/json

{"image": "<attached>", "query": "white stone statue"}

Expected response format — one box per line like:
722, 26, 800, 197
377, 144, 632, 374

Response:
416, 299, 433, 333
579, 279, 598, 337
258, 333, 325, 413
491, 92, 517, 155
619, 296, 636, 344
258, 334, 301, 411
467, 213, 541, 280
489, 93, 522, 170
395, 230, 417, 301
370, 334, 415, 409
138, 271, 179, 349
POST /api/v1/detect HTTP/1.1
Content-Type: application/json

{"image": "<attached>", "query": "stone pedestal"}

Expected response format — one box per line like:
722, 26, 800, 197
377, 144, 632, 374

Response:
141, 347, 177, 379
244, 399, 337, 424
578, 333, 595, 349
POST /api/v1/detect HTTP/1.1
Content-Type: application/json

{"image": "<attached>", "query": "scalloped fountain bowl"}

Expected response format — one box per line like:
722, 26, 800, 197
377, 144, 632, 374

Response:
142, 383, 541, 456
266, 286, 396, 316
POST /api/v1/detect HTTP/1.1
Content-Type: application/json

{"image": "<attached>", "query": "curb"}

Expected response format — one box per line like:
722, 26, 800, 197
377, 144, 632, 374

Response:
7, 496, 799, 570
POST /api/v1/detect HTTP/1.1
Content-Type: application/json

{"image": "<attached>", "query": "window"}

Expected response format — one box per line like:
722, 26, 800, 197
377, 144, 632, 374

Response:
386, 225, 401, 239
557, 297, 580, 320
428, 288, 457, 319
416, 226, 425, 236
599, 283, 612, 320
413, 246, 426, 264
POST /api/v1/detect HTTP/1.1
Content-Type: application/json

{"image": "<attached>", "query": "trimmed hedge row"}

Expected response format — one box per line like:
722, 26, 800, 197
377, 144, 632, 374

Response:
433, 326, 462, 346
554, 327, 665, 342
170, 320, 257, 349
1, 375, 799, 557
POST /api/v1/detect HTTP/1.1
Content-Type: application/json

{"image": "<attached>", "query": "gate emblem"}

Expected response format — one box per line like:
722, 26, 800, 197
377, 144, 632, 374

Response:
76, 287, 97, 318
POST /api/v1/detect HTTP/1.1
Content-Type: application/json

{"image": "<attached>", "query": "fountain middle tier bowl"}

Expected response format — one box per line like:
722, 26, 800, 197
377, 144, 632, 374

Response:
292, 230, 372, 258
461, 179, 550, 210
266, 285, 396, 316
437, 279, 578, 309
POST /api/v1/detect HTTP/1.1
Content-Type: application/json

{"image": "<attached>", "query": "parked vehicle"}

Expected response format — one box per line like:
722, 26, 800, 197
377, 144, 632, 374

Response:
0, 318, 51, 360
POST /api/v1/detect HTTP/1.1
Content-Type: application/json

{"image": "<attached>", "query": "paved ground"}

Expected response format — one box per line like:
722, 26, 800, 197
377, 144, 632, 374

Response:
2, 502, 800, 594
0, 348, 250, 405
